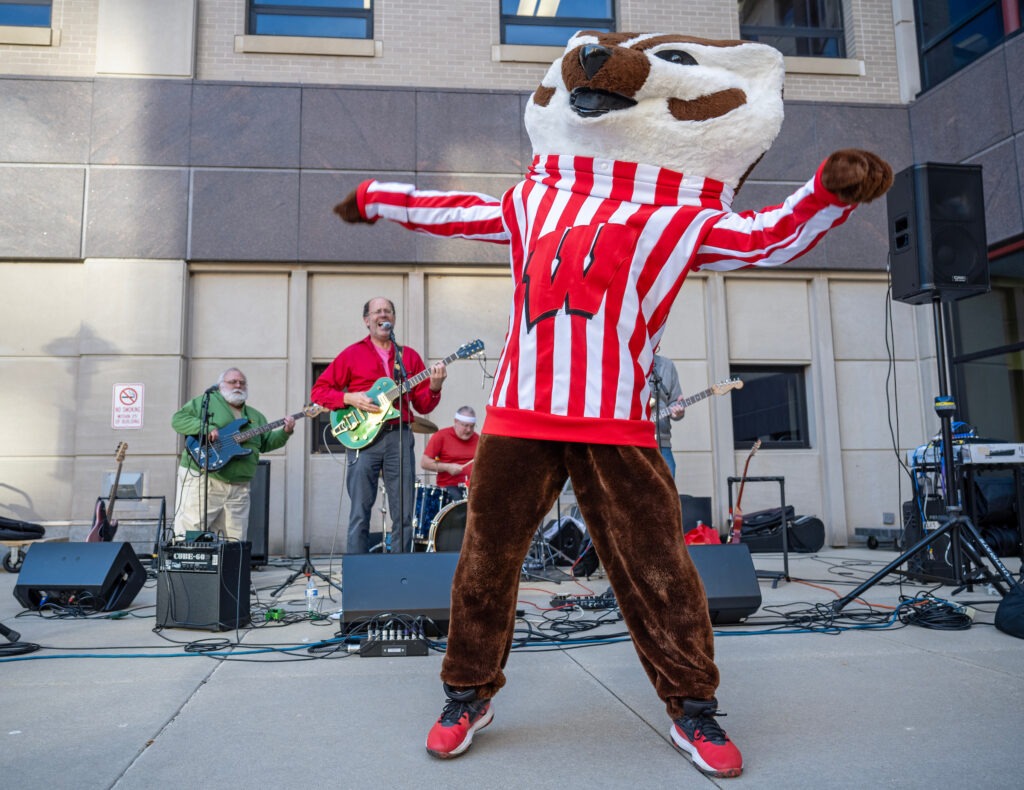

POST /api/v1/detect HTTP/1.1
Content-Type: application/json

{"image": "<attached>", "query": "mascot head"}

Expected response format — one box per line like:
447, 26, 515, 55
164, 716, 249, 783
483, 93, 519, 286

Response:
525, 31, 786, 189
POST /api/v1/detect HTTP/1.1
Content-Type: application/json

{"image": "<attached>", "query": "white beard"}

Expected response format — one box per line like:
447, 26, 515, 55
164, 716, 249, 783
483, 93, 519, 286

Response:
222, 386, 247, 407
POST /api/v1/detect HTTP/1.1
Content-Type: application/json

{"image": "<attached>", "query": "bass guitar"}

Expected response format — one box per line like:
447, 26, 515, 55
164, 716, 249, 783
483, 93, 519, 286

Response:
652, 377, 743, 421
728, 439, 761, 544
330, 339, 485, 450
186, 404, 324, 472
87, 441, 127, 542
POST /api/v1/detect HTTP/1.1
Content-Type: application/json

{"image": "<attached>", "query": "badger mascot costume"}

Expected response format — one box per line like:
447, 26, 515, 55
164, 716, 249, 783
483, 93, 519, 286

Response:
335, 32, 892, 778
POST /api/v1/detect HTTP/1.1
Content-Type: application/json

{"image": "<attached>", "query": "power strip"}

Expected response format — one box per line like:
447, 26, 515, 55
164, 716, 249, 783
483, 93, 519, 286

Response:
550, 593, 617, 610
359, 637, 429, 657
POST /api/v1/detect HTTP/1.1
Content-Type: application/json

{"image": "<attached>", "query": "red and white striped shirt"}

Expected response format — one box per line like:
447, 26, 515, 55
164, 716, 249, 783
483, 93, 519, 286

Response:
352, 155, 855, 447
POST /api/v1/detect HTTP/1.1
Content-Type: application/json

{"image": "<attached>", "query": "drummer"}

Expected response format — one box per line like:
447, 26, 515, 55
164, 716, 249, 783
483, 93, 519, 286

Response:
420, 406, 479, 501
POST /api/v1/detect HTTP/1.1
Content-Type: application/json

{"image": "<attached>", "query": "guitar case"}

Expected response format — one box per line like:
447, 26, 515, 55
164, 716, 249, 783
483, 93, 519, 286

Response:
0, 516, 46, 541
740, 506, 825, 553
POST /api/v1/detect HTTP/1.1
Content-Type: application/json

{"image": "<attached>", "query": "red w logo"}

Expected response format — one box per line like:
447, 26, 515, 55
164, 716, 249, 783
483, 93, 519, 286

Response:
523, 223, 637, 330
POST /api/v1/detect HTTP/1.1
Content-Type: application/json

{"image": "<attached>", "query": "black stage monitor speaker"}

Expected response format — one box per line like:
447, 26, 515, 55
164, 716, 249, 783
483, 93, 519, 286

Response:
688, 544, 762, 624
248, 460, 270, 567
342, 552, 460, 635
14, 541, 146, 611
156, 541, 251, 631
887, 162, 989, 305
679, 494, 713, 533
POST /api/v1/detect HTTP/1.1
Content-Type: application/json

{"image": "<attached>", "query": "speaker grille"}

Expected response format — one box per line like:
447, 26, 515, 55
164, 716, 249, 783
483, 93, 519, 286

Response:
887, 163, 989, 304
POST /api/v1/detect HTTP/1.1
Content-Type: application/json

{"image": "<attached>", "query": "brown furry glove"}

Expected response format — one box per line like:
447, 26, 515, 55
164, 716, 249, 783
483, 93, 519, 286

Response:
820, 149, 894, 204
333, 189, 368, 223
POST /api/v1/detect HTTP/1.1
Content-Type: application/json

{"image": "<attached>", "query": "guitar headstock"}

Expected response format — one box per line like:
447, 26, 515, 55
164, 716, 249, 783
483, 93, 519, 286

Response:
456, 339, 485, 359
711, 377, 743, 395
114, 441, 128, 463
303, 403, 326, 419
750, 438, 762, 455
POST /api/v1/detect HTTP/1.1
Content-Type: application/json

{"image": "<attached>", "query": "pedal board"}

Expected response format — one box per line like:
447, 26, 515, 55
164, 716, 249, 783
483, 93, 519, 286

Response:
550, 592, 617, 610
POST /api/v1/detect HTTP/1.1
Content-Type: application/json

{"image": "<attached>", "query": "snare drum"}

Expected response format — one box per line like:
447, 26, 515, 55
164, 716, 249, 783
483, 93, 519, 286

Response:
413, 484, 449, 543
427, 500, 467, 553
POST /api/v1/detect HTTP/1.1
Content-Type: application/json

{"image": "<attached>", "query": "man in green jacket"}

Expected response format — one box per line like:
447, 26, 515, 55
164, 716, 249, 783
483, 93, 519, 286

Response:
171, 367, 294, 541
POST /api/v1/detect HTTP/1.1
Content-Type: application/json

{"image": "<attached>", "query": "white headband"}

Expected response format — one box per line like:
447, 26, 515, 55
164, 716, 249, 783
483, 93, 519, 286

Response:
454, 412, 476, 424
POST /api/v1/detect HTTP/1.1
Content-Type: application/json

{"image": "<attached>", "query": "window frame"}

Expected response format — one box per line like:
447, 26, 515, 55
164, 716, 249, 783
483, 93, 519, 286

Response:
729, 364, 811, 450
247, 0, 373, 41
738, 0, 847, 58
499, 0, 615, 47
913, 0, 1006, 91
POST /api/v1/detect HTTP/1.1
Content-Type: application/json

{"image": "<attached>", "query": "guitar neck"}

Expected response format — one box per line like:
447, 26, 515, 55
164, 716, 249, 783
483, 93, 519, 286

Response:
655, 386, 714, 420
235, 411, 308, 444
384, 350, 460, 402
107, 467, 123, 520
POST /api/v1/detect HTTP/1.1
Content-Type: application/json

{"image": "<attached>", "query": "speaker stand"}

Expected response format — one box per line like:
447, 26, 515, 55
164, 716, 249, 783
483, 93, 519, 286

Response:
271, 542, 339, 597
833, 333, 1022, 611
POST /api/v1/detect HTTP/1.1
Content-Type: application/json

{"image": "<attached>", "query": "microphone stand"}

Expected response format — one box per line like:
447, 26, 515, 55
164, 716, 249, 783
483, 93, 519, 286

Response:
649, 362, 665, 449
391, 327, 408, 552
198, 387, 215, 537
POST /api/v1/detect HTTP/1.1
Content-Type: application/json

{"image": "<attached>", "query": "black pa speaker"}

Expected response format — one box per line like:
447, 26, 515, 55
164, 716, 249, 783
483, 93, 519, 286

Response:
14, 542, 146, 611
248, 460, 270, 567
688, 544, 762, 624
341, 552, 460, 635
156, 541, 251, 630
887, 162, 989, 305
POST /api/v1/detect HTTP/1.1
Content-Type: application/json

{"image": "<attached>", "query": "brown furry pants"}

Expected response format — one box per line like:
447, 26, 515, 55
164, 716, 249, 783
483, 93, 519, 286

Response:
440, 434, 719, 719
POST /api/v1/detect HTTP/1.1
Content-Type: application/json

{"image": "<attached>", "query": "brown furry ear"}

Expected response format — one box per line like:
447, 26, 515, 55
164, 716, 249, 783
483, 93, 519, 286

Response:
820, 149, 894, 204
334, 189, 368, 223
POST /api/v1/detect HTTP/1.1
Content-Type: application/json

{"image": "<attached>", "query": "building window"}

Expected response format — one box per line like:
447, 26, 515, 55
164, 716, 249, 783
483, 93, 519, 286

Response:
738, 0, 846, 57
500, 0, 614, 47
949, 241, 1024, 442
0, 0, 51, 27
730, 365, 810, 449
248, 1, 373, 40
914, 0, 1008, 91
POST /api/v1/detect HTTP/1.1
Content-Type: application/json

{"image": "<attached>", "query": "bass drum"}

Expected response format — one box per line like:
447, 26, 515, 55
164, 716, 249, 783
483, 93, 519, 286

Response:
428, 500, 467, 553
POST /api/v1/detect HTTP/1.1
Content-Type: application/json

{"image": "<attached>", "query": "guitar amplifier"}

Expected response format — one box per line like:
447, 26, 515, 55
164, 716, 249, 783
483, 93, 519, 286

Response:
156, 541, 251, 631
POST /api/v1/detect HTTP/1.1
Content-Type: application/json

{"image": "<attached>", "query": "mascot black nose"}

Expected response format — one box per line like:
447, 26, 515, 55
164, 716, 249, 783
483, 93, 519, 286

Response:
579, 44, 612, 80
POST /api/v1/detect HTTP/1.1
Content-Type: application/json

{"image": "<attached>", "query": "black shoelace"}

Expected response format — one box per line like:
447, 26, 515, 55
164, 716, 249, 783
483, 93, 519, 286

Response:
688, 710, 729, 743
439, 698, 481, 725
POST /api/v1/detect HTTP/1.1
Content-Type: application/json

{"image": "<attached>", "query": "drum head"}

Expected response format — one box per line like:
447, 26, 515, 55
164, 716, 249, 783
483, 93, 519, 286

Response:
428, 500, 467, 553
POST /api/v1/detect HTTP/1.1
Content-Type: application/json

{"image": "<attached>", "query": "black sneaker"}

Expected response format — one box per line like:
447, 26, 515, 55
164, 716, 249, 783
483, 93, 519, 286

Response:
670, 698, 743, 778
425, 684, 494, 759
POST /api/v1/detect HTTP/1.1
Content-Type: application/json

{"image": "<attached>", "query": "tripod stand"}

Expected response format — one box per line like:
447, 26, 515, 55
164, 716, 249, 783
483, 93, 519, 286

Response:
272, 542, 339, 597
833, 300, 1021, 611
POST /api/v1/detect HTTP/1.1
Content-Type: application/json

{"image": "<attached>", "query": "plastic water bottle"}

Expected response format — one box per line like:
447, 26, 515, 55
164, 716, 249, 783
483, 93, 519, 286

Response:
305, 575, 319, 613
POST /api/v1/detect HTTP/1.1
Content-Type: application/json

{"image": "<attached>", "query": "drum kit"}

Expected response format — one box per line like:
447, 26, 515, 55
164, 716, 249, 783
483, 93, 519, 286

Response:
413, 482, 468, 552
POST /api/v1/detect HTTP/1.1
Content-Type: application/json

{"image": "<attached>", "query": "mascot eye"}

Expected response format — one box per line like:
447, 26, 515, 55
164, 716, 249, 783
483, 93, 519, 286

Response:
655, 50, 697, 66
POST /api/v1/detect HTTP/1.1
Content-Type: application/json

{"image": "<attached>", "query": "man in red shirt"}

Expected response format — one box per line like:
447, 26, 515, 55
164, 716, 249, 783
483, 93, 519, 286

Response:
421, 406, 479, 499
311, 297, 448, 553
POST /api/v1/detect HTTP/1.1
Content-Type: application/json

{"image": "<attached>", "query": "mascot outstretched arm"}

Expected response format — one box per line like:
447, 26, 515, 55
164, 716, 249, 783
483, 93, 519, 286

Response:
335, 32, 891, 779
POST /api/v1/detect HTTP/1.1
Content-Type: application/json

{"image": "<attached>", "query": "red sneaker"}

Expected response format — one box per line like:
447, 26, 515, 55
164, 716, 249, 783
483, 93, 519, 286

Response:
670, 699, 743, 778
425, 686, 494, 759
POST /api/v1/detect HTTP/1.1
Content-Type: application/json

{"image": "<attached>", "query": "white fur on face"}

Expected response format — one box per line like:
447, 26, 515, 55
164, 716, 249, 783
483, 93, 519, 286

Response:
524, 32, 785, 188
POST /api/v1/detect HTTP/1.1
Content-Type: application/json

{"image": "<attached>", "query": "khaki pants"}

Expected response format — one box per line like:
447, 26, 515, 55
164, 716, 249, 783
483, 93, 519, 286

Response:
173, 466, 251, 541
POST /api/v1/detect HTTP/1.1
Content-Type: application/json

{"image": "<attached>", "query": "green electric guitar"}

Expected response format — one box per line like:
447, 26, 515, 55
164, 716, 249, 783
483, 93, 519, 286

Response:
330, 339, 484, 450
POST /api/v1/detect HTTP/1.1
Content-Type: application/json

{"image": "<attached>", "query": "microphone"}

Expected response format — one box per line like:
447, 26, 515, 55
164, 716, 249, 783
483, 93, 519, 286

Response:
204, 384, 219, 394
380, 321, 393, 331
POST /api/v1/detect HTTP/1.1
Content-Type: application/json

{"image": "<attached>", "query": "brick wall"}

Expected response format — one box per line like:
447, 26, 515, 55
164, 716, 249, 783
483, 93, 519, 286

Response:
0, 0, 903, 104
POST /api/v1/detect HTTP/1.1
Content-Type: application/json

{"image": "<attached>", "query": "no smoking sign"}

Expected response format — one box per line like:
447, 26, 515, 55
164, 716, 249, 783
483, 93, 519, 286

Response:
112, 383, 145, 429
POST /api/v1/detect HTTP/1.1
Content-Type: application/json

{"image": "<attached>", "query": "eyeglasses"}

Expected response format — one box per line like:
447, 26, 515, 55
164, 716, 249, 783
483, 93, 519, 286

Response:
224, 379, 247, 386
